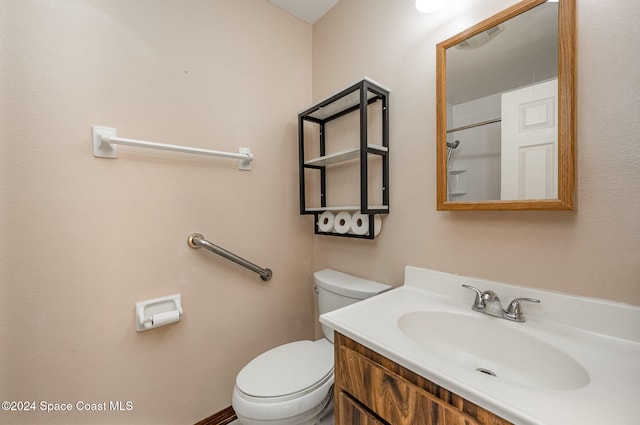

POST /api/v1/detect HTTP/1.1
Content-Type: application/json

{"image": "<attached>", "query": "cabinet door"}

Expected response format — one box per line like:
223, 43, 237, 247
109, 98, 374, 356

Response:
337, 346, 481, 425
338, 391, 387, 425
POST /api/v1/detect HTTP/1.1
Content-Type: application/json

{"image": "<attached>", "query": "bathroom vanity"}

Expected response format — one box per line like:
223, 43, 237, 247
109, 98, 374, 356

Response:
335, 332, 510, 425
320, 266, 640, 425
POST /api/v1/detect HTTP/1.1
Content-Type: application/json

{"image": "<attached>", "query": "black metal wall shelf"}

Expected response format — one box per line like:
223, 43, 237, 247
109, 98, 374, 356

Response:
298, 78, 389, 239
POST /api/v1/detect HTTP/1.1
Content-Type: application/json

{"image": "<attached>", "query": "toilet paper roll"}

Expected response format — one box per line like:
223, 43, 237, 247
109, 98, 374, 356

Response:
317, 211, 335, 233
333, 211, 352, 234
145, 310, 181, 329
350, 213, 382, 236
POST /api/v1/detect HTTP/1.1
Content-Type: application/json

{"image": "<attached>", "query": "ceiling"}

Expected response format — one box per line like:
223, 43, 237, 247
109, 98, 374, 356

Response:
267, 0, 340, 24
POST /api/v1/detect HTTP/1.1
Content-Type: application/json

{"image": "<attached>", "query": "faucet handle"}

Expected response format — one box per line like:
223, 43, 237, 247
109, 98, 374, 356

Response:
504, 298, 540, 322
462, 284, 485, 311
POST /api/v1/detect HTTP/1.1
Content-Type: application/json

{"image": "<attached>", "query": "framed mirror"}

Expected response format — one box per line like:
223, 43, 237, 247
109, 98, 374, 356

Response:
436, 0, 575, 210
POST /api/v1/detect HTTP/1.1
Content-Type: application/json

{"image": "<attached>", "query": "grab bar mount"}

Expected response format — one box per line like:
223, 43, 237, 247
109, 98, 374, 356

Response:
187, 233, 272, 281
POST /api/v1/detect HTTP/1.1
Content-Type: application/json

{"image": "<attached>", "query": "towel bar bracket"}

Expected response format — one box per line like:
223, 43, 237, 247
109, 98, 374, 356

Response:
92, 126, 118, 158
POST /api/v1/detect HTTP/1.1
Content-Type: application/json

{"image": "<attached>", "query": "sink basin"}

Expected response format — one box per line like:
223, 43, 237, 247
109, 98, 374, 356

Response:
397, 311, 590, 390
320, 267, 640, 425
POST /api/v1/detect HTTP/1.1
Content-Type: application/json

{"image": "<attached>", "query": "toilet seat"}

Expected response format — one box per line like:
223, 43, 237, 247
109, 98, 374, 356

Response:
233, 339, 334, 423
236, 339, 333, 400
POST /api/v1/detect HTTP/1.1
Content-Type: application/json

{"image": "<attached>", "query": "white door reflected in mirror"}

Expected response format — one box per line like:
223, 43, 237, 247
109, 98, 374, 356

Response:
501, 78, 558, 200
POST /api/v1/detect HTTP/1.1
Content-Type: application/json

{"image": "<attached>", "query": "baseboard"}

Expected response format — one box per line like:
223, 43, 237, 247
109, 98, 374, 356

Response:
194, 405, 237, 425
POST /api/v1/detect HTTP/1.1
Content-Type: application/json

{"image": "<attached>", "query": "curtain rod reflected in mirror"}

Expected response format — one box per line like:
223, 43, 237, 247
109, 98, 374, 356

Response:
435, 0, 575, 211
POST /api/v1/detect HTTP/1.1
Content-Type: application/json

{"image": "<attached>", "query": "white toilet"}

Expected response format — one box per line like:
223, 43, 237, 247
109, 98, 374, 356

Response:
232, 269, 391, 425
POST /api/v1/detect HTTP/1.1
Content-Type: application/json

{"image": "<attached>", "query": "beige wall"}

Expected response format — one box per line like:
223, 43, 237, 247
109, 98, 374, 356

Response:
2, 0, 640, 424
312, 0, 640, 305
1, 0, 313, 423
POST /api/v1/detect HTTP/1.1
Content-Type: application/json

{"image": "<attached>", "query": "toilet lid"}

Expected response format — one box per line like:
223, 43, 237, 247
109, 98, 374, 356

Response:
236, 340, 333, 398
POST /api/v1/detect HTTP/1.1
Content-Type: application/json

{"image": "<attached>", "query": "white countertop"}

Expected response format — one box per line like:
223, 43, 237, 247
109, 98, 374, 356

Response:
320, 266, 640, 425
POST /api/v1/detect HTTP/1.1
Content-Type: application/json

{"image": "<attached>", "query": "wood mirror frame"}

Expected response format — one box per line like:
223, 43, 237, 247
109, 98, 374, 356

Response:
436, 0, 575, 211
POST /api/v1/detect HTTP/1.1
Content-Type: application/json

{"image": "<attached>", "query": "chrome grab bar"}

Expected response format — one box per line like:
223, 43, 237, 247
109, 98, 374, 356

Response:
187, 233, 272, 281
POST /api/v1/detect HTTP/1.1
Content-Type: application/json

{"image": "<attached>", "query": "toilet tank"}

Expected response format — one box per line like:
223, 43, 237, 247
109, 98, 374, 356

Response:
314, 269, 391, 342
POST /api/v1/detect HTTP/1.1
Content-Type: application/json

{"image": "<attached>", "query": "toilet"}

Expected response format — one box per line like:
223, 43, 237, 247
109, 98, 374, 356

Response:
232, 269, 391, 425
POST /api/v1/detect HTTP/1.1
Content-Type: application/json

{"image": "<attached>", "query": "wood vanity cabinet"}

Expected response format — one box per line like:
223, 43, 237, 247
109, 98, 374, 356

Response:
334, 333, 513, 425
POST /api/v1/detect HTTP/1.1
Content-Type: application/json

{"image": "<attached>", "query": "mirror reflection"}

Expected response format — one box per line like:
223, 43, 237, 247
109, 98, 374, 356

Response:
437, 0, 575, 211
446, 2, 558, 202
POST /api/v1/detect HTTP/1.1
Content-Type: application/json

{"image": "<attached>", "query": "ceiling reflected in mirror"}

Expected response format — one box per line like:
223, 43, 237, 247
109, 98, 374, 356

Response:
446, 2, 558, 105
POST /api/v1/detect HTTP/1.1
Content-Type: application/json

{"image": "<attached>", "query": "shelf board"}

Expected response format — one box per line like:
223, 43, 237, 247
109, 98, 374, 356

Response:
302, 77, 390, 122
448, 169, 468, 175
307, 90, 381, 121
304, 144, 388, 167
306, 205, 389, 213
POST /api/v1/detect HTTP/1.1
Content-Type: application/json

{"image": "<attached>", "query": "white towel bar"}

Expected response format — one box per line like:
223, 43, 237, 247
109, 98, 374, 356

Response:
92, 126, 253, 170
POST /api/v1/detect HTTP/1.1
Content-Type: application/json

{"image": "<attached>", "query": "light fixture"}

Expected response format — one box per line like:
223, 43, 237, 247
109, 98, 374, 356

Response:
415, 0, 446, 13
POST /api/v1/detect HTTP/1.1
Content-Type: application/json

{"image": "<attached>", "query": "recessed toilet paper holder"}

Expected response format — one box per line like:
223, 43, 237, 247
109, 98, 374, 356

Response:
135, 294, 183, 332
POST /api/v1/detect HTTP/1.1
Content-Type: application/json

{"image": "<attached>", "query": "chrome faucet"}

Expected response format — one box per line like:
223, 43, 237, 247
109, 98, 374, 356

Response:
462, 284, 540, 322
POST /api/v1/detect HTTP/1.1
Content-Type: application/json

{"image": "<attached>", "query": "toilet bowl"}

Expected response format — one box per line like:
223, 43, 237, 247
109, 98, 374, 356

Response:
232, 339, 334, 425
232, 269, 390, 425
